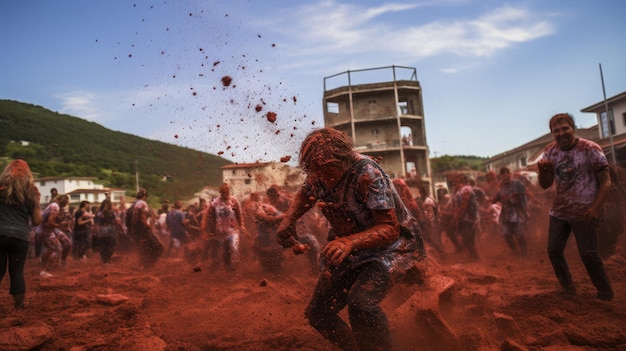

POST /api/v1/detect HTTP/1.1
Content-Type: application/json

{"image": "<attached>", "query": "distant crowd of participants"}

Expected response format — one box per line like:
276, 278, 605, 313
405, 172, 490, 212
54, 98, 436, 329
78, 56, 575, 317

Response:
400, 166, 622, 263
29, 167, 622, 278
30, 184, 326, 277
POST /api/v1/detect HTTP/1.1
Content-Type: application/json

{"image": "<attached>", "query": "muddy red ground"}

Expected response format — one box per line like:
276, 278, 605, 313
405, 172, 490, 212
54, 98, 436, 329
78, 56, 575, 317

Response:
1, 229, 625, 351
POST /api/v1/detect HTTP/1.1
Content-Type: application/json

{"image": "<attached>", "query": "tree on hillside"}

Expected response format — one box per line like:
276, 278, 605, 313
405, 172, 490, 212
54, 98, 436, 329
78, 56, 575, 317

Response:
430, 155, 487, 174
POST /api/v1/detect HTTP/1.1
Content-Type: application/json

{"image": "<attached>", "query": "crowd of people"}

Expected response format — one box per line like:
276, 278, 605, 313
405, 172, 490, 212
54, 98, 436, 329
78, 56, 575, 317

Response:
0, 166, 431, 287
424, 167, 540, 263
0, 177, 329, 282
0, 184, 305, 279
1, 113, 623, 351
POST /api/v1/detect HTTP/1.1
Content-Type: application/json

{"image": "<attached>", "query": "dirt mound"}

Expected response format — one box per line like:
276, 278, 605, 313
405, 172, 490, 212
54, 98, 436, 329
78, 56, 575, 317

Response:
1, 235, 625, 351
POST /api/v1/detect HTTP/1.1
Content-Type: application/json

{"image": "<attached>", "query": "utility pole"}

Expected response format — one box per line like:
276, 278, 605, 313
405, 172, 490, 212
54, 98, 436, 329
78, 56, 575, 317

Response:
599, 63, 617, 164
135, 160, 139, 193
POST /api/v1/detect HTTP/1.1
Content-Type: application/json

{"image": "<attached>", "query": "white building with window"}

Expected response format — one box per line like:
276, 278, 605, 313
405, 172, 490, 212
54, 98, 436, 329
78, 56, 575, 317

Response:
221, 162, 303, 200
581, 91, 626, 165
35, 176, 126, 208
582, 91, 626, 138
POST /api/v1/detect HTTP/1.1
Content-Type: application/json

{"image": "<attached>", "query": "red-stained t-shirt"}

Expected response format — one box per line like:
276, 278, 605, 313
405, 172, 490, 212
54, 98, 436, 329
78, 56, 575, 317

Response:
303, 156, 425, 277
209, 196, 242, 237
542, 138, 608, 220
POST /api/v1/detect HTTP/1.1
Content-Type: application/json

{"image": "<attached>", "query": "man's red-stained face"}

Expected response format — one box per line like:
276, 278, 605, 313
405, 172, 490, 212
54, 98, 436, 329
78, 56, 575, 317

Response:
308, 156, 345, 189
500, 170, 512, 184
550, 120, 577, 151
219, 184, 230, 200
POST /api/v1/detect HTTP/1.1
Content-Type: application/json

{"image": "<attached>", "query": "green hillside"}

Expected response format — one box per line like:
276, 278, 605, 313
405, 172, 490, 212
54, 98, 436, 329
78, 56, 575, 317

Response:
430, 154, 488, 174
0, 100, 231, 206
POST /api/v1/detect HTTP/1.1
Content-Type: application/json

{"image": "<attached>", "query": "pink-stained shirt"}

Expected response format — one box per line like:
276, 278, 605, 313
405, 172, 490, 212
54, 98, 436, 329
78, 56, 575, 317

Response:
422, 196, 437, 221
542, 138, 608, 220
207, 196, 243, 237
134, 199, 148, 212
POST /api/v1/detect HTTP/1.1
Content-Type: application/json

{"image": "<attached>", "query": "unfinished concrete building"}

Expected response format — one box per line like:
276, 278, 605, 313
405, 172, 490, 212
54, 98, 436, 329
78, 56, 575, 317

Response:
323, 65, 432, 188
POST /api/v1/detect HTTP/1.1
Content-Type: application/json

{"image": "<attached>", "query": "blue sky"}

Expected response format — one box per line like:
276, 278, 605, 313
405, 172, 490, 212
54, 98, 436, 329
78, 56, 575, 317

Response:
2, 0, 625, 164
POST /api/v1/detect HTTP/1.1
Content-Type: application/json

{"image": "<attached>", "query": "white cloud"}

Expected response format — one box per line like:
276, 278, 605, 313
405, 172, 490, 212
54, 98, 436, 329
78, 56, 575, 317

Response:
260, 1, 555, 71
54, 91, 108, 122
463, 6, 554, 56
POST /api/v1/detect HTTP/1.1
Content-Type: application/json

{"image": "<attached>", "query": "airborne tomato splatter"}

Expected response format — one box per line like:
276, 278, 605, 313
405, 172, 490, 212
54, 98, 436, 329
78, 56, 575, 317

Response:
221, 76, 232, 87
266, 111, 277, 123
280, 156, 291, 163
255, 104, 263, 112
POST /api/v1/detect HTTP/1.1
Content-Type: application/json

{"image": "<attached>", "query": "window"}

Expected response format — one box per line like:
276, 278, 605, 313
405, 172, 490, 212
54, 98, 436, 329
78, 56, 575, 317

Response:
326, 102, 339, 114
401, 126, 412, 146
244, 179, 251, 185
40, 181, 46, 186
398, 101, 408, 115
622, 112, 626, 126
600, 110, 615, 137
520, 157, 527, 167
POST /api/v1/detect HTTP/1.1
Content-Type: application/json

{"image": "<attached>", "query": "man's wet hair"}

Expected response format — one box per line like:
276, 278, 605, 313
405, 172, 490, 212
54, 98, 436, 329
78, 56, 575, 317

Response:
456, 172, 469, 184
266, 184, 280, 196
56, 194, 69, 206
549, 113, 575, 131
100, 198, 112, 212
299, 127, 355, 172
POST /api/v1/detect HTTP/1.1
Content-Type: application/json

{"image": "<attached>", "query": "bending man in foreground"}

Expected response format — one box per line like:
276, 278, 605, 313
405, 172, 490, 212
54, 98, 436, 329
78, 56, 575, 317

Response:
276, 127, 425, 351
537, 113, 613, 301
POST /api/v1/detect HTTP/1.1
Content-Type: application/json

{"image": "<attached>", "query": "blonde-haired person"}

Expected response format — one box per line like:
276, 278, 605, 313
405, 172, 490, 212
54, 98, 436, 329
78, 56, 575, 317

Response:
0, 159, 43, 309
